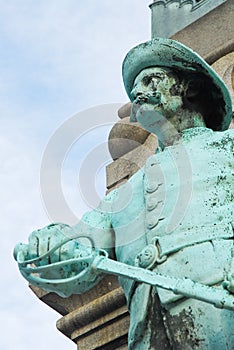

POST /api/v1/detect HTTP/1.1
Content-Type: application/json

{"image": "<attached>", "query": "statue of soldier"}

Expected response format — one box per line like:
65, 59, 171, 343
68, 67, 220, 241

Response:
14, 38, 234, 349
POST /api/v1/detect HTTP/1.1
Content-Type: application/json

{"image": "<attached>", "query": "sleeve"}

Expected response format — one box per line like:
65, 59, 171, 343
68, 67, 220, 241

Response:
72, 188, 118, 259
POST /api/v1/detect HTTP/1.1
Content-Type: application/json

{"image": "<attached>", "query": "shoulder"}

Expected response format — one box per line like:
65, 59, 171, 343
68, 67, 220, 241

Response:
205, 128, 234, 152
179, 127, 233, 151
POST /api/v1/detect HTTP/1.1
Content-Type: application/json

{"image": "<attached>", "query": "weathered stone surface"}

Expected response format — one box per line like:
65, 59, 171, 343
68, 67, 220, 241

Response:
31, 273, 130, 350
118, 102, 132, 119
72, 312, 129, 350
172, 0, 234, 64
30, 275, 120, 316
106, 133, 158, 189
56, 287, 129, 350
108, 117, 151, 160
151, 0, 226, 39
212, 52, 234, 109
211, 51, 234, 129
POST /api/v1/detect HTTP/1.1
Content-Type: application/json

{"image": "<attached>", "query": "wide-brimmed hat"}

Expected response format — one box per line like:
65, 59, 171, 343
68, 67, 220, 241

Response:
122, 38, 232, 131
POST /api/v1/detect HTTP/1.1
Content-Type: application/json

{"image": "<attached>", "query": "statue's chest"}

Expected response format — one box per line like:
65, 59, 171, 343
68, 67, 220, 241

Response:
143, 147, 233, 239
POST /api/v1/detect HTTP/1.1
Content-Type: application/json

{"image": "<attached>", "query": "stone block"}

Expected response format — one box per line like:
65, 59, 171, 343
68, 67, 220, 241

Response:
212, 52, 234, 110
151, 0, 226, 39
211, 50, 234, 129
118, 102, 132, 119
106, 133, 158, 189
30, 275, 120, 316
172, 0, 234, 64
56, 287, 129, 350
108, 117, 150, 160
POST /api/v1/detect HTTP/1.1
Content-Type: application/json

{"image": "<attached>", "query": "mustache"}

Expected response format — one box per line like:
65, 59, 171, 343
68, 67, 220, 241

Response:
133, 91, 161, 105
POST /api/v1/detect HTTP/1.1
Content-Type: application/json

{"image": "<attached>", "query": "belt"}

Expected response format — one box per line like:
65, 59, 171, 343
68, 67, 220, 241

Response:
135, 222, 234, 269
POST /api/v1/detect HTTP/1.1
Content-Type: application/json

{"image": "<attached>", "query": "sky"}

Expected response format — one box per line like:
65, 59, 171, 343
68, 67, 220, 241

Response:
0, 1, 151, 350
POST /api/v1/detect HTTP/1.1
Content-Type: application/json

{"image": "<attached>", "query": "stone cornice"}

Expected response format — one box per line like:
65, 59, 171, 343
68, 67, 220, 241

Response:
152, 0, 224, 9
150, 0, 227, 38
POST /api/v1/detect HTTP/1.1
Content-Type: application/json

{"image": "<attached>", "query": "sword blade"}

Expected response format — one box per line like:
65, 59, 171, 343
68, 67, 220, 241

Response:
93, 255, 234, 311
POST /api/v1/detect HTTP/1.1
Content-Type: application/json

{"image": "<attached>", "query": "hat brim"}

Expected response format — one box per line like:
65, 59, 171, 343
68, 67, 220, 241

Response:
122, 38, 232, 131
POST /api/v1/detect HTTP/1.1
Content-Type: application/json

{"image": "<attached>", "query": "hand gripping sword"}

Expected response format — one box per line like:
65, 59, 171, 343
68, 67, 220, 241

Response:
14, 243, 234, 311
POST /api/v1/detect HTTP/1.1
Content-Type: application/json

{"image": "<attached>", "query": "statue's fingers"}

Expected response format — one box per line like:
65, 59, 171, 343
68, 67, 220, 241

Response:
48, 233, 62, 263
37, 234, 50, 266
47, 224, 76, 262
60, 240, 77, 261
28, 231, 39, 259
13, 243, 29, 261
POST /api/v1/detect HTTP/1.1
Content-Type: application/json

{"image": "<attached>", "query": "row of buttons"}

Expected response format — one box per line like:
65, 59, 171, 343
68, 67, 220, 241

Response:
144, 156, 165, 230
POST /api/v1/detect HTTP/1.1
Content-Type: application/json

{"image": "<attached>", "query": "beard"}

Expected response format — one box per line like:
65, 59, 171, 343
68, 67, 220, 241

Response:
131, 103, 181, 147
131, 101, 205, 147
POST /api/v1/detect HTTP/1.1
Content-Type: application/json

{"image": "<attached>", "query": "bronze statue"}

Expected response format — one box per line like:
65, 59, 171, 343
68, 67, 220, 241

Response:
14, 38, 234, 349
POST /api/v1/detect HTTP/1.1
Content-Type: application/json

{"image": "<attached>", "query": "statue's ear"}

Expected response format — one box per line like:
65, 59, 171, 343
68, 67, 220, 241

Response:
186, 79, 202, 98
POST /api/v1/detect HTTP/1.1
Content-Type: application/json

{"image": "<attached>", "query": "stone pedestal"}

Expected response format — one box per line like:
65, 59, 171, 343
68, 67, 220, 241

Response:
30, 276, 129, 349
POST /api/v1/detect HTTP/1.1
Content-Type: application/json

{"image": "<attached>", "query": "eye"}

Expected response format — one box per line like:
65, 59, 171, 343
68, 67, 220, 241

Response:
141, 73, 165, 87
142, 75, 153, 86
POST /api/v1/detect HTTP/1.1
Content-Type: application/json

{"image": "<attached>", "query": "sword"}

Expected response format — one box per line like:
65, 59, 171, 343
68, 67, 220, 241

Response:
15, 243, 234, 311
92, 254, 234, 311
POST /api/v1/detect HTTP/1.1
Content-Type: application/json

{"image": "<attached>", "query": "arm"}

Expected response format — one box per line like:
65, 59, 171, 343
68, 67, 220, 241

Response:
73, 188, 117, 258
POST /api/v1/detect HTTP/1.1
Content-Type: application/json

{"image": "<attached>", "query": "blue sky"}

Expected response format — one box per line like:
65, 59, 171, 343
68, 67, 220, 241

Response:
0, 1, 150, 349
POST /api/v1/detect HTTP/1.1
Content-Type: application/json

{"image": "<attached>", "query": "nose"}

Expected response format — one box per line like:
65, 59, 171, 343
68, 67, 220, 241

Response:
131, 83, 146, 99
151, 77, 159, 88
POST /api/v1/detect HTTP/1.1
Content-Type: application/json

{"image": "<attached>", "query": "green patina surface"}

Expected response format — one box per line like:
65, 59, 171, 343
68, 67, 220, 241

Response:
14, 38, 234, 349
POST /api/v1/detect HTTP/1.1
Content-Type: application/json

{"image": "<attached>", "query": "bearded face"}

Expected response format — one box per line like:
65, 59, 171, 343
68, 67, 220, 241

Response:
130, 67, 205, 140
130, 67, 184, 121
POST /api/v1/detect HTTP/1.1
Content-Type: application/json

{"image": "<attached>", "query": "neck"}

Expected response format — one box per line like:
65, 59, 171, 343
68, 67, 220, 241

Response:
132, 104, 205, 148
156, 110, 206, 148
168, 109, 206, 134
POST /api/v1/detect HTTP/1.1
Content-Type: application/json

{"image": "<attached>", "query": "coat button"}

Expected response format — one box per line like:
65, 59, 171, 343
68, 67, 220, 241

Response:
147, 197, 157, 211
